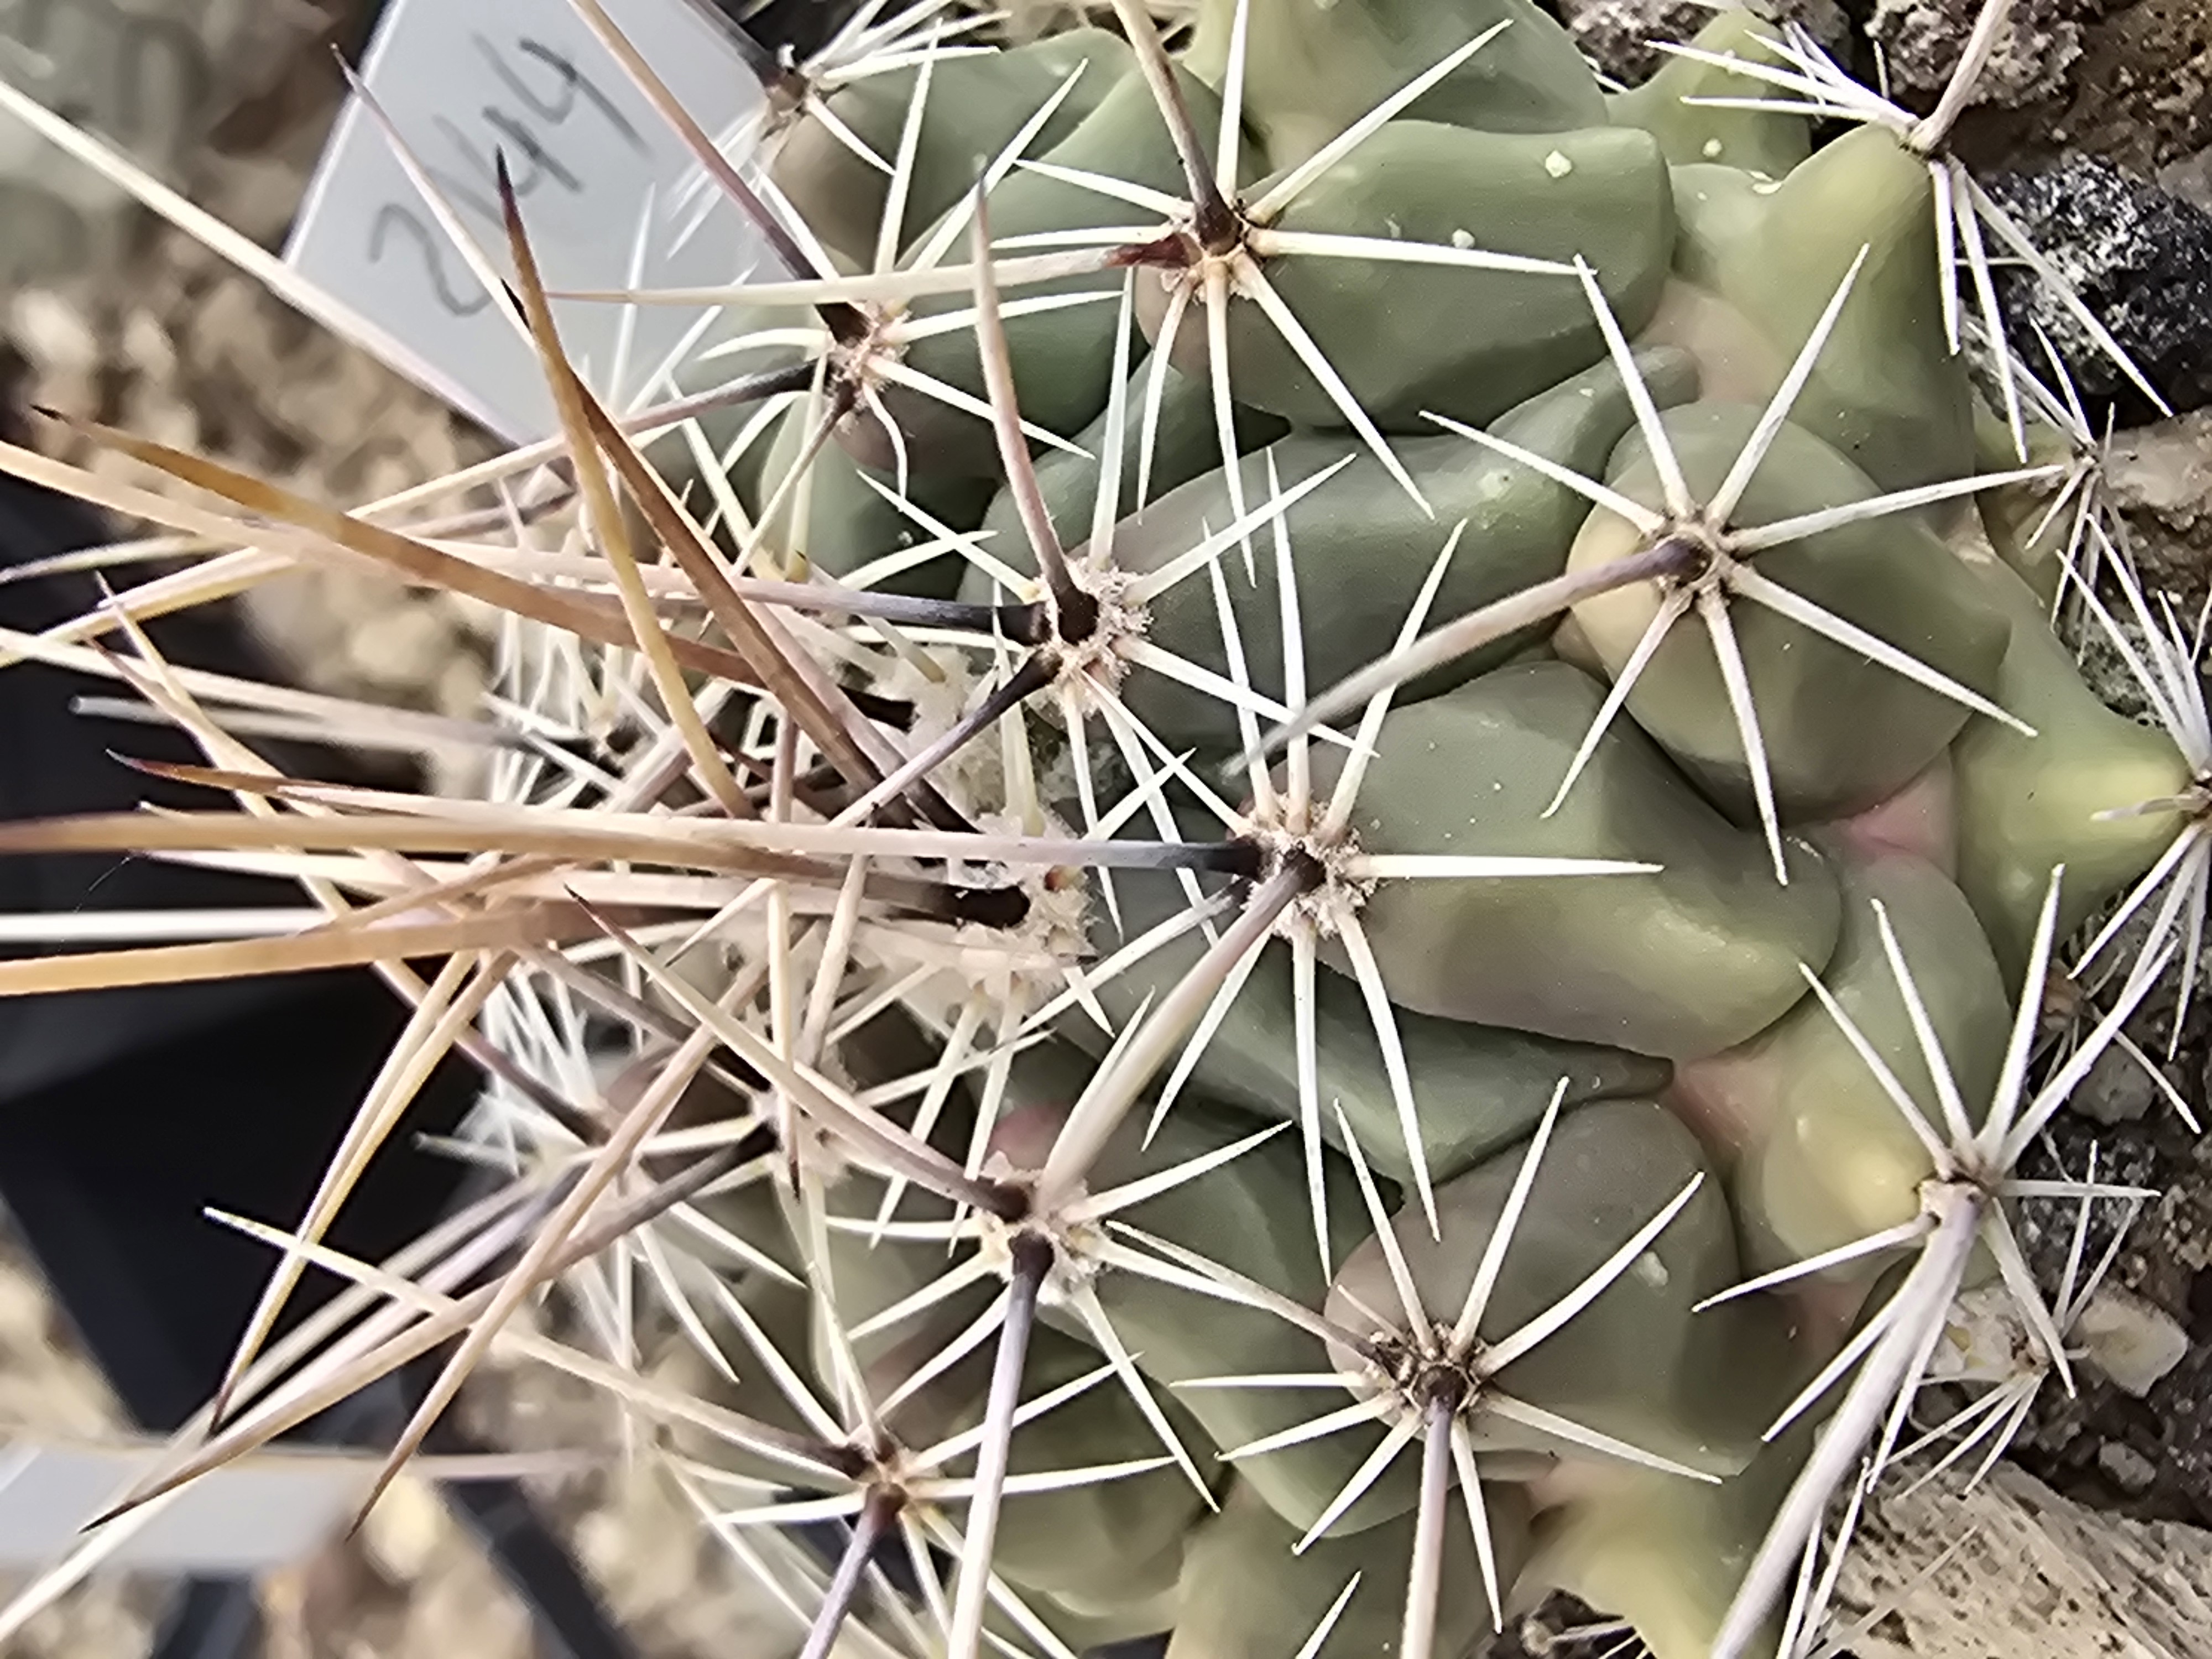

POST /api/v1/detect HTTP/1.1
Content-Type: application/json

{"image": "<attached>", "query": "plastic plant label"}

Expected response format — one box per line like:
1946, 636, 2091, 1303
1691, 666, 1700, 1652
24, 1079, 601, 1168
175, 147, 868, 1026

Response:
0, 1438, 363, 1573
0, 1437, 572, 1573
284, 0, 779, 445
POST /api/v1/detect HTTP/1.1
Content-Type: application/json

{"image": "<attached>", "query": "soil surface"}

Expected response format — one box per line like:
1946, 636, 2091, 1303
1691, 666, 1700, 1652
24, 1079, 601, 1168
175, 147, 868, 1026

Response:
1952, 0, 2212, 174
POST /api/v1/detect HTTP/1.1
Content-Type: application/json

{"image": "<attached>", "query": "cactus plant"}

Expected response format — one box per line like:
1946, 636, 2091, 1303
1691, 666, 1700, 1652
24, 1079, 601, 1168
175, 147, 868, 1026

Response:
0, 1, 2203, 1657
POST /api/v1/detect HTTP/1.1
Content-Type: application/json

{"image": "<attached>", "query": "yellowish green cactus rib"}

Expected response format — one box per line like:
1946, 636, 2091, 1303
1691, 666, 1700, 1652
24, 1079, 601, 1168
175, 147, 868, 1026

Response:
1166, 1477, 1531, 1659
1608, 11, 1813, 179
1973, 405, 2086, 611
1686, 842, 2012, 1279
1671, 126, 1974, 493
1530, 1422, 1814, 1659
1186, 0, 1603, 166
1950, 552, 2194, 979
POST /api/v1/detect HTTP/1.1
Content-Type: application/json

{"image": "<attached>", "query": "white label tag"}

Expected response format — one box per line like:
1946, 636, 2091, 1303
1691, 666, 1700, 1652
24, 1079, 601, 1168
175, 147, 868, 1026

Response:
0, 1439, 361, 1572
0, 1437, 575, 1573
284, 0, 779, 445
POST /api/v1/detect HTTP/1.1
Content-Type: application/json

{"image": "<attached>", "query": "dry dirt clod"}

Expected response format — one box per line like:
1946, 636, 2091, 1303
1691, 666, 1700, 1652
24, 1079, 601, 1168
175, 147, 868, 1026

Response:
1869, 0, 2093, 111
2077, 1282, 2193, 1397
1983, 153, 2212, 420
2099, 1441, 2161, 1494
2075, 1045, 2163, 1125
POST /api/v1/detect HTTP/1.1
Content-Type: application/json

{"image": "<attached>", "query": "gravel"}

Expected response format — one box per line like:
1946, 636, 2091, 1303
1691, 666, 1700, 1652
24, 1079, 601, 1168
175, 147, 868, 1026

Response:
1983, 152, 2212, 421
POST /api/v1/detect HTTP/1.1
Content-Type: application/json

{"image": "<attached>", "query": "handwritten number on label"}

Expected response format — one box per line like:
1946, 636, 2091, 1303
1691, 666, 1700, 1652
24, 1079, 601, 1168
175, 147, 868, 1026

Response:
369, 204, 493, 317
482, 106, 585, 193
477, 34, 650, 154
357, 30, 659, 324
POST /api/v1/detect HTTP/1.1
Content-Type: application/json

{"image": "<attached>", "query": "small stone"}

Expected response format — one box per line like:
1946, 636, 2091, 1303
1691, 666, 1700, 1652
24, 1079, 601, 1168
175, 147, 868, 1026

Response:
358, 1475, 447, 1583
1544, 150, 1573, 179
2097, 1440, 2159, 1493
2070, 1043, 2159, 1125
350, 599, 460, 693
2075, 1283, 2191, 1397
2157, 144, 2212, 217
8, 290, 102, 378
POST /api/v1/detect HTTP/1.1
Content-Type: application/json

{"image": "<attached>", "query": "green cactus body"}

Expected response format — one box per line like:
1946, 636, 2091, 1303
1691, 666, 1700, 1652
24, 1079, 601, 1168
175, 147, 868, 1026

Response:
655, 1261, 822, 1489
813, 1170, 1000, 1440
1324, 1101, 1794, 1478
660, 299, 814, 507
1162, 121, 1675, 433
594, 14, 2179, 1651
977, 356, 1291, 558
771, 29, 1132, 267
1006, 347, 1698, 751
753, 403, 995, 596
884, 64, 1232, 476
1186, 0, 1603, 166
999, 1044, 1412, 1535
1569, 403, 2012, 822
1313, 660, 1841, 1057
962, 1325, 1213, 1604
1608, 12, 1813, 179
1008, 1584, 1182, 1654
1081, 854, 1672, 1187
